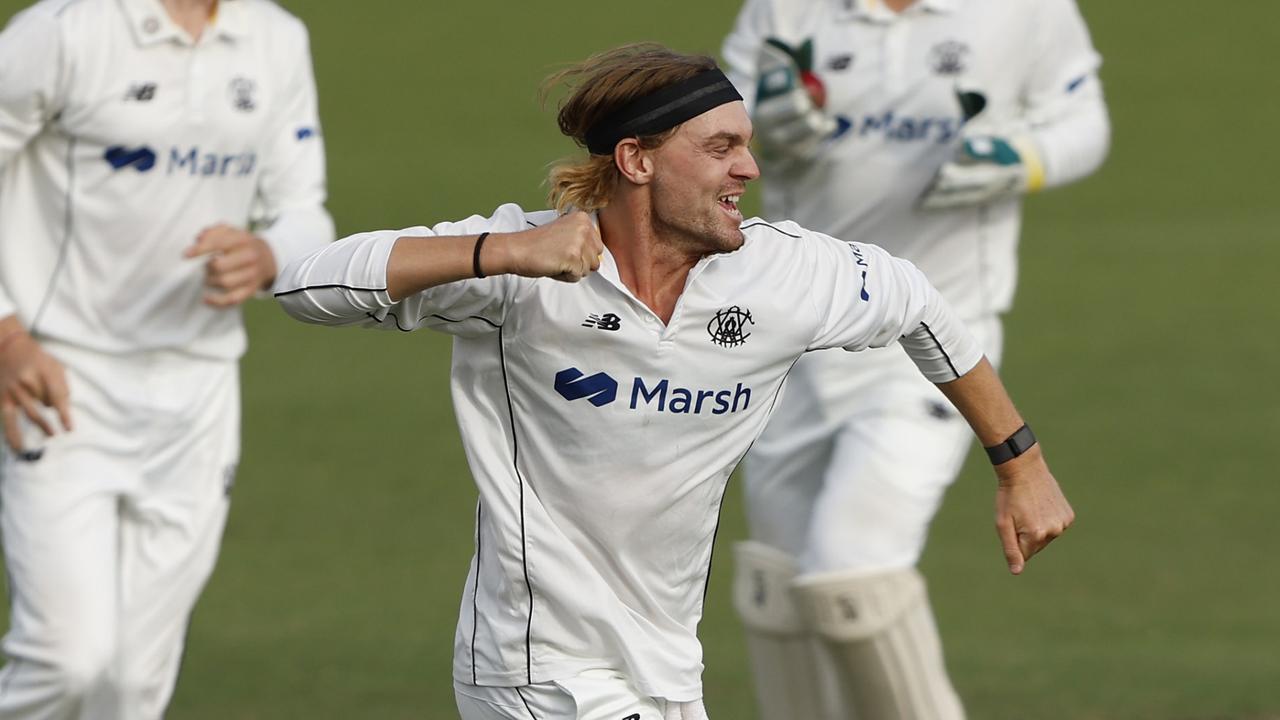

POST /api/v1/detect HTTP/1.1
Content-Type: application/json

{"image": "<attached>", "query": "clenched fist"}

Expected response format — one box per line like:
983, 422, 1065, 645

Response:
993, 447, 1075, 574
499, 211, 604, 283
184, 224, 278, 307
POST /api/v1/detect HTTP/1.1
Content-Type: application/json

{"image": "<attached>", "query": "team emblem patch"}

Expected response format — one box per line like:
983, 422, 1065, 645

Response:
707, 306, 754, 348
928, 40, 970, 76
229, 77, 257, 112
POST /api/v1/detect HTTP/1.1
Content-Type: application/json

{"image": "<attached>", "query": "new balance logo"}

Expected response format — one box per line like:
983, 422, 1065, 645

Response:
124, 83, 157, 102
554, 368, 618, 407
582, 312, 621, 331
104, 146, 157, 172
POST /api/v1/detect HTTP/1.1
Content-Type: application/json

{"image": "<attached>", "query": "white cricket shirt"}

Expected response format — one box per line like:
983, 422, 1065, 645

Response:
0, 0, 333, 359
723, 0, 1108, 318
275, 203, 983, 701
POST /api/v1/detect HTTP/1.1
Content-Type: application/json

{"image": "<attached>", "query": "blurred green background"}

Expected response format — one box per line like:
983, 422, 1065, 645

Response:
1, 0, 1278, 717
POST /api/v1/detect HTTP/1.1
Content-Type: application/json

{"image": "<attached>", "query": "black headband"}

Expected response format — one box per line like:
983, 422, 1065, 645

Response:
583, 68, 743, 156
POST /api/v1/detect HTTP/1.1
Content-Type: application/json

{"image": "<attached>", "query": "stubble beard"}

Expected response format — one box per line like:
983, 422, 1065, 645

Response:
650, 178, 744, 260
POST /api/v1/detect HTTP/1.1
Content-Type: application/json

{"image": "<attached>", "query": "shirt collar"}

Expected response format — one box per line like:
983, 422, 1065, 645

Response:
837, 0, 959, 22
208, 0, 250, 42
118, 0, 246, 46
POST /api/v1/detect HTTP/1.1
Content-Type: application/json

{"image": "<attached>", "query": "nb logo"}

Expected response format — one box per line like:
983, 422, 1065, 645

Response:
553, 368, 618, 407
104, 145, 157, 172
826, 53, 854, 71
124, 82, 157, 102
582, 312, 621, 331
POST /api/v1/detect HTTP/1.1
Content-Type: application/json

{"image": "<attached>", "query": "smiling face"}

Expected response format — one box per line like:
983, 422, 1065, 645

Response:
647, 102, 760, 256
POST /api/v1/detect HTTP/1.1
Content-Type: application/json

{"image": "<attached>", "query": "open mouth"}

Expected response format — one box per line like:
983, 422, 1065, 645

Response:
718, 194, 742, 220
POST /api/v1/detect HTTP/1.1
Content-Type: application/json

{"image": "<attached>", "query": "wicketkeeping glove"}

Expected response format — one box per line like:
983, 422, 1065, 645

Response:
919, 135, 1045, 209
753, 38, 837, 163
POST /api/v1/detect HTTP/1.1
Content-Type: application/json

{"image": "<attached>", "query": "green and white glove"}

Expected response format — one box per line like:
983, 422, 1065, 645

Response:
754, 38, 837, 163
920, 134, 1046, 209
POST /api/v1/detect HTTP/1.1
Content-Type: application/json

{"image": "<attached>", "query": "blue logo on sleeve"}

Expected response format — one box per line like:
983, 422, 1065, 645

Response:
103, 146, 157, 172
850, 244, 870, 301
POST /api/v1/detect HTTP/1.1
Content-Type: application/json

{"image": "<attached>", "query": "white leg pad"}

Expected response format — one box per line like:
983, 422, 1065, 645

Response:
794, 567, 965, 720
733, 541, 844, 720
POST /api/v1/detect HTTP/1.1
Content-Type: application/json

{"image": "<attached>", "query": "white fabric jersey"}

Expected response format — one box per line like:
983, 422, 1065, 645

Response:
274, 203, 984, 701
723, 0, 1109, 317
0, 0, 334, 359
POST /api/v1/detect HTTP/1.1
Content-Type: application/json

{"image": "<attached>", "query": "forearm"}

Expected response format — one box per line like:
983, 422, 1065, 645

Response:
934, 357, 1026, 448
387, 231, 523, 301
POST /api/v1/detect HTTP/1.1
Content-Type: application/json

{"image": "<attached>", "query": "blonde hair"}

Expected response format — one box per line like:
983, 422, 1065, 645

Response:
542, 43, 718, 213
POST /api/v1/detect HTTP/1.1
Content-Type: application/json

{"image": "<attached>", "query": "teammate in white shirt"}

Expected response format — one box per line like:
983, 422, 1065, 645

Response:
0, 0, 333, 717
274, 44, 1072, 720
720, 0, 1110, 717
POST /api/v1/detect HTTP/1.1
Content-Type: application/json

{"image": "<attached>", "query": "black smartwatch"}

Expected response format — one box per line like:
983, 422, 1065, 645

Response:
984, 424, 1037, 465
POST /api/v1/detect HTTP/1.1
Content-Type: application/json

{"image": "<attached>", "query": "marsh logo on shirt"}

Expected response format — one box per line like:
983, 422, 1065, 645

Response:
104, 146, 157, 172
554, 368, 618, 407
168, 147, 257, 177
853, 112, 961, 144
554, 367, 752, 415
103, 145, 256, 177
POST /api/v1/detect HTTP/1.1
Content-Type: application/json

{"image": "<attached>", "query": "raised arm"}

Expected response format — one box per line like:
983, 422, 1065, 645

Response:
274, 209, 603, 329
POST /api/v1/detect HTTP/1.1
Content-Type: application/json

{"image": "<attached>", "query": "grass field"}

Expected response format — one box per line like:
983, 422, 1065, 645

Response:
2, 0, 1279, 717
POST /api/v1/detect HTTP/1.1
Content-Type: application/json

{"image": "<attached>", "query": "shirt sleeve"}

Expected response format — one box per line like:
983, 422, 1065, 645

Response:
252, 17, 335, 271
273, 205, 527, 337
805, 233, 984, 383
0, 5, 68, 320
1019, 0, 1111, 188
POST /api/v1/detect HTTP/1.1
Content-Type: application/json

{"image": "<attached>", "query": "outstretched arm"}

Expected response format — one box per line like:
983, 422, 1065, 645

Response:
275, 209, 603, 329
935, 357, 1074, 574
385, 211, 602, 301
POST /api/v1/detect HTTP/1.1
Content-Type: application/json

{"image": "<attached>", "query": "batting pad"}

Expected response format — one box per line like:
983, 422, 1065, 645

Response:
733, 541, 841, 720
794, 567, 965, 720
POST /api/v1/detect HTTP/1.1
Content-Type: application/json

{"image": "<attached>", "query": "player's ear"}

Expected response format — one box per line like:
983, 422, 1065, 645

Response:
614, 139, 653, 185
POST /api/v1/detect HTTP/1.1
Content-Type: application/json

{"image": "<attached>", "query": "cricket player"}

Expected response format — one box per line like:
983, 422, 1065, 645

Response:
721, 0, 1110, 717
0, 0, 333, 717
274, 44, 1072, 720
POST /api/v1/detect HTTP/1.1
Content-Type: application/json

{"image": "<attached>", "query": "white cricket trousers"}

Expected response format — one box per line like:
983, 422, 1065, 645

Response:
455, 669, 709, 720
0, 342, 238, 720
744, 317, 1003, 572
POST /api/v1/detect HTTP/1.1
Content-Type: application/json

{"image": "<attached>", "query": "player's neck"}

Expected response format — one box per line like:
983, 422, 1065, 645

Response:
160, 0, 218, 41
879, 0, 918, 13
598, 202, 698, 325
